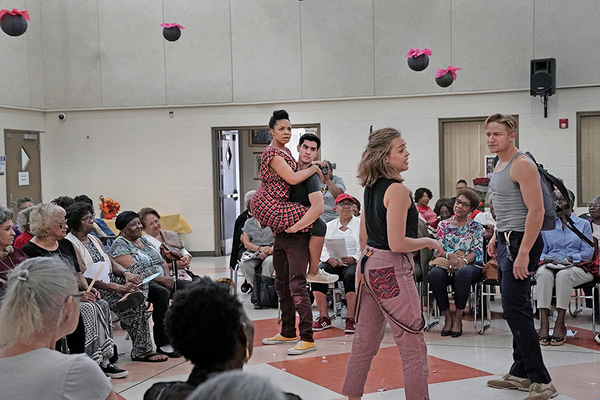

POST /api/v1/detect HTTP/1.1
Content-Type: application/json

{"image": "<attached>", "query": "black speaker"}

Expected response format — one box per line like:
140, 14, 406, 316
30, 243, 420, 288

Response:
530, 58, 556, 96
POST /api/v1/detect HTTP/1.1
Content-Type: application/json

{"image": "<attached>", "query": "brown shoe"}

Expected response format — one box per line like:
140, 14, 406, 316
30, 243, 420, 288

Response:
487, 373, 531, 391
524, 382, 558, 400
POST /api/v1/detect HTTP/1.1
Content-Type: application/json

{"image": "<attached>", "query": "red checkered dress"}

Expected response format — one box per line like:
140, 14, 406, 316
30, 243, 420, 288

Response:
250, 146, 310, 234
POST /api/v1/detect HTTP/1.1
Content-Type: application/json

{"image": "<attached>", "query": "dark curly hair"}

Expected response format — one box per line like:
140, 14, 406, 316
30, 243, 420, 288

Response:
268, 109, 289, 129
456, 188, 481, 212
434, 198, 454, 217
65, 202, 94, 233
165, 278, 244, 370
414, 187, 433, 204
51, 196, 75, 210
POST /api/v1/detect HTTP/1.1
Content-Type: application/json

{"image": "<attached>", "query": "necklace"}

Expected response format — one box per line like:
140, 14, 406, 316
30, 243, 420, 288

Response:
0, 255, 15, 270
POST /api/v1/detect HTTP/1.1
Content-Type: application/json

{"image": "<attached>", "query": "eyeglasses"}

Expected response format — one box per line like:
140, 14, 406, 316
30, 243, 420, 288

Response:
337, 202, 354, 208
455, 199, 471, 208
589, 203, 600, 209
58, 221, 68, 229
81, 214, 95, 222
62, 292, 84, 306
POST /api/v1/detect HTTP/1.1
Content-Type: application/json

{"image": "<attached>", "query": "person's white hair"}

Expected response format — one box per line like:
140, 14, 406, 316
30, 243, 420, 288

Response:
187, 370, 286, 400
16, 207, 33, 233
244, 190, 256, 210
0, 257, 77, 347
28, 203, 65, 238
0, 206, 13, 225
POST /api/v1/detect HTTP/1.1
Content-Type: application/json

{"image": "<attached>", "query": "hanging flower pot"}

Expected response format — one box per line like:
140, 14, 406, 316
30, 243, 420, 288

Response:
406, 48, 432, 72
161, 23, 185, 42
0, 9, 30, 37
435, 66, 462, 87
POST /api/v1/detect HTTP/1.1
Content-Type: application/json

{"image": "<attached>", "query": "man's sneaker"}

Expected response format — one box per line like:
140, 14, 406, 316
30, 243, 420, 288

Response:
524, 382, 558, 400
262, 333, 298, 345
287, 340, 316, 355
306, 269, 339, 284
312, 316, 332, 331
344, 317, 356, 334
487, 373, 531, 391
101, 363, 129, 379
595, 333, 600, 344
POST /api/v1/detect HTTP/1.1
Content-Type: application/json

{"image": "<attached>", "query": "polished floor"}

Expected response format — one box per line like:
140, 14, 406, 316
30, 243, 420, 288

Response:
110, 257, 600, 400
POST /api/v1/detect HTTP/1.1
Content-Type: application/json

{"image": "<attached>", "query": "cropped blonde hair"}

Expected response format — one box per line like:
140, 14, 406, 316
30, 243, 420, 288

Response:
484, 113, 518, 134
357, 127, 404, 187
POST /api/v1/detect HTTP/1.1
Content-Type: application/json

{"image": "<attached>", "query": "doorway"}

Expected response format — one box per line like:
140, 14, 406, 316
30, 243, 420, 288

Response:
4, 130, 42, 209
212, 124, 319, 257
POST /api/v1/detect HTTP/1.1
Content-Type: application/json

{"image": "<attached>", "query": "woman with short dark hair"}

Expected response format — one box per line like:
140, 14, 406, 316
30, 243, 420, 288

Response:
428, 188, 484, 338
0, 207, 28, 291
415, 187, 437, 227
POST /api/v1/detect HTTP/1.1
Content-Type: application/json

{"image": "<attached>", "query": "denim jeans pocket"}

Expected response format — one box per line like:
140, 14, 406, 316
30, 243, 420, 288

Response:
368, 266, 400, 299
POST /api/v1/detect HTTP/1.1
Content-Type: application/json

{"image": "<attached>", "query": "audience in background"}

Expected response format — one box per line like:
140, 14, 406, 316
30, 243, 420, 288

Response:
434, 197, 454, 224
351, 196, 361, 217
74, 194, 116, 239
0, 207, 28, 292
12, 196, 34, 240
415, 187, 438, 227
231, 190, 255, 289
237, 216, 275, 299
144, 278, 255, 400
13, 207, 34, 249
536, 190, 595, 346
51, 195, 75, 210
0, 258, 117, 400
320, 160, 346, 223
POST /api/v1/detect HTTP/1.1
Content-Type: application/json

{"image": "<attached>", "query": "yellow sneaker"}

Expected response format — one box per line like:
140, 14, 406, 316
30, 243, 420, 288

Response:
262, 333, 298, 345
287, 340, 316, 355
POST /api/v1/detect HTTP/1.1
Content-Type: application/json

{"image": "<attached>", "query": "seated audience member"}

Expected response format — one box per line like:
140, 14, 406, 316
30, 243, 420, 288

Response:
51, 195, 75, 210
474, 193, 496, 237
188, 371, 287, 400
139, 207, 193, 281
320, 161, 346, 223
0, 207, 28, 291
109, 211, 175, 359
455, 179, 468, 193
238, 216, 275, 298
232, 191, 255, 290
65, 202, 150, 369
415, 187, 438, 227
312, 194, 360, 334
74, 195, 116, 238
433, 197, 454, 225
536, 190, 595, 346
0, 258, 117, 400
22, 203, 121, 373
351, 196, 361, 217
144, 278, 255, 400
429, 188, 484, 338
13, 207, 34, 249
12, 196, 34, 239
589, 197, 600, 344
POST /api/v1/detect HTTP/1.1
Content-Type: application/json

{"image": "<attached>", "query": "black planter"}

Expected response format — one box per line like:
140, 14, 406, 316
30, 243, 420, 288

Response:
0, 13, 27, 36
407, 54, 429, 71
163, 26, 181, 42
436, 72, 454, 87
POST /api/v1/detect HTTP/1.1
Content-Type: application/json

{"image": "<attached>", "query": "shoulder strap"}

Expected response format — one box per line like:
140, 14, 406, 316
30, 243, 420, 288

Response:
524, 151, 571, 205
565, 216, 595, 248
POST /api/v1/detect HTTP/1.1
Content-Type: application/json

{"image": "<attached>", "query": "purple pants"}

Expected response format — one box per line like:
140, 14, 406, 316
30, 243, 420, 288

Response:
342, 247, 429, 399
273, 232, 314, 342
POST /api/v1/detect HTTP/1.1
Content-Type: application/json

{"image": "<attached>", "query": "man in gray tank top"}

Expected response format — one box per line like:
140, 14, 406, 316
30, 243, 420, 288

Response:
484, 114, 557, 399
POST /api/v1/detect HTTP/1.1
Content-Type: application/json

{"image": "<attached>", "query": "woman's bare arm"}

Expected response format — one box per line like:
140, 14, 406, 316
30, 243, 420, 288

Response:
269, 156, 323, 185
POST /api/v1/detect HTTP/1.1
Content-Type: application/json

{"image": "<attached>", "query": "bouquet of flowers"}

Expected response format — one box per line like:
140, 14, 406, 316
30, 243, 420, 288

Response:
473, 177, 490, 187
99, 195, 120, 220
472, 178, 490, 211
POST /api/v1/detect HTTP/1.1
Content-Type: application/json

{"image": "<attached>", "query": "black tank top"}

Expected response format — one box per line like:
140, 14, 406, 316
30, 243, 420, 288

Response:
364, 178, 418, 250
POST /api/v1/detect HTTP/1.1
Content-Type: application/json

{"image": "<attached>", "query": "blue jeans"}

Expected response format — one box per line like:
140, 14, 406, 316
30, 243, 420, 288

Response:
497, 231, 551, 384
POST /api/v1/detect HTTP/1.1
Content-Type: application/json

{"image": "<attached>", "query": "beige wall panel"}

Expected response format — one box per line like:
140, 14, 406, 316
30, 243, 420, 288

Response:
163, 0, 233, 105
451, 0, 533, 92
230, 0, 302, 103
97, 0, 166, 107
534, 0, 600, 87
0, 0, 31, 107
24, 0, 44, 109
301, 0, 375, 99
40, 0, 102, 109
374, 0, 452, 96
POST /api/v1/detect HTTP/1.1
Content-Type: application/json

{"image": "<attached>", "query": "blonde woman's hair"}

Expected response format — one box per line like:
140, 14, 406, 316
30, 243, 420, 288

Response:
357, 127, 404, 187
28, 203, 65, 237
0, 257, 77, 347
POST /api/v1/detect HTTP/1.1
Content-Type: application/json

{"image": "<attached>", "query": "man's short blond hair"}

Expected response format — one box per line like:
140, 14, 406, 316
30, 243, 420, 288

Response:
485, 113, 518, 134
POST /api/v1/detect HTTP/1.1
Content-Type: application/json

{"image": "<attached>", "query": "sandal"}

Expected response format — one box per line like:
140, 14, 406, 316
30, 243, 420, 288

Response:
538, 335, 551, 346
550, 336, 565, 346
132, 351, 168, 362
116, 291, 145, 312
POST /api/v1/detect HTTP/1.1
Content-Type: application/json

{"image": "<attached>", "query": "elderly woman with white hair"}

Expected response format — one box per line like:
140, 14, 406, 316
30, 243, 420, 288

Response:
0, 258, 117, 399
21, 203, 124, 377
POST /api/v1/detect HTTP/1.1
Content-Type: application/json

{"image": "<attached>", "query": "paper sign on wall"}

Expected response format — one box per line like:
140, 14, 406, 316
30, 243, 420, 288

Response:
18, 172, 29, 186
0, 156, 5, 175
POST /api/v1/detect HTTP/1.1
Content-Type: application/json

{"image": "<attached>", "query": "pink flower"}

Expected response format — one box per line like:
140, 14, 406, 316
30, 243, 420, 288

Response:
406, 48, 432, 58
435, 66, 462, 79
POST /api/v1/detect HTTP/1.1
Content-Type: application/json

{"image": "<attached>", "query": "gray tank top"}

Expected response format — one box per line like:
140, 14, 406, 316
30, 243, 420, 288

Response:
491, 151, 528, 232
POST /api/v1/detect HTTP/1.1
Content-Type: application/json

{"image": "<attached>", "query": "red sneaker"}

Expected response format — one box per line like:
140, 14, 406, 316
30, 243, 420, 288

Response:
344, 318, 356, 334
312, 316, 332, 331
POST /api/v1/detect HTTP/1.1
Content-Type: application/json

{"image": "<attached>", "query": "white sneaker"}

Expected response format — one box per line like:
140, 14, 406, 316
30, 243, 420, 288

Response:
595, 333, 600, 344
307, 269, 339, 284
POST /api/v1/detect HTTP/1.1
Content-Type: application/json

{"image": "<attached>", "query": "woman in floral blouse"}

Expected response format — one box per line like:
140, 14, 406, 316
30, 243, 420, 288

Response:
428, 188, 484, 338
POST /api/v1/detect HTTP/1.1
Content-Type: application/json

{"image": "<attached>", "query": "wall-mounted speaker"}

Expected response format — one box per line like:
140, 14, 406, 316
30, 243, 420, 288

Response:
530, 58, 556, 97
